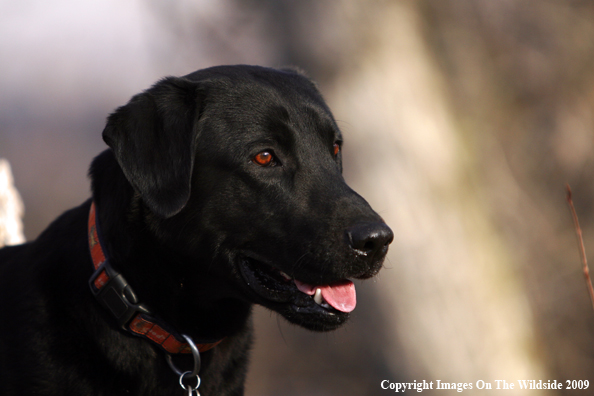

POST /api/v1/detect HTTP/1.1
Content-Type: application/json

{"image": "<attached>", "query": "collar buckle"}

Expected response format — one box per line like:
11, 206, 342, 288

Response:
89, 259, 150, 330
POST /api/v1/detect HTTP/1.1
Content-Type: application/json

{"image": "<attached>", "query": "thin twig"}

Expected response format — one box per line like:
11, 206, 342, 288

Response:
566, 184, 594, 312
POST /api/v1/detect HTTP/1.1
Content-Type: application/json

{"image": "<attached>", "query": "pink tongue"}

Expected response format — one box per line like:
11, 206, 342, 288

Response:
294, 279, 357, 313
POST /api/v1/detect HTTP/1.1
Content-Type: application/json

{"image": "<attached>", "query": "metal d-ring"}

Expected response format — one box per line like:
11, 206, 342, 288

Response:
166, 334, 201, 378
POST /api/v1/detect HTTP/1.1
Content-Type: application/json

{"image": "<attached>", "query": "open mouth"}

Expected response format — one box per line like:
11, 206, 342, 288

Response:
237, 255, 357, 329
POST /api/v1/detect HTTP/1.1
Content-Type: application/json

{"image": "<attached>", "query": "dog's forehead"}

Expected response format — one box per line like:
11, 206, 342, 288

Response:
201, 69, 341, 147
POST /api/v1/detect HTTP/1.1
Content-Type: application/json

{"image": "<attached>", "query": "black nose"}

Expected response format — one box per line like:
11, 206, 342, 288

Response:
347, 222, 394, 257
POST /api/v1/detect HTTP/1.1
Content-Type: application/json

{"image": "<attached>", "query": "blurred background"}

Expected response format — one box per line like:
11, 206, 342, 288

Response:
1, 0, 594, 394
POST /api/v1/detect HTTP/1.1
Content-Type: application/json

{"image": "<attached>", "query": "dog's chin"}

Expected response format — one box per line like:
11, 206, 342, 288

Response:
237, 256, 350, 331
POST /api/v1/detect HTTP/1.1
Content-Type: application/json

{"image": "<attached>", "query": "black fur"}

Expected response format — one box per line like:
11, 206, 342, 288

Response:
0, 65, 393, 395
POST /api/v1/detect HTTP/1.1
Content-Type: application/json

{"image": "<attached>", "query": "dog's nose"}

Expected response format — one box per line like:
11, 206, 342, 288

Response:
347, 222, 394, 256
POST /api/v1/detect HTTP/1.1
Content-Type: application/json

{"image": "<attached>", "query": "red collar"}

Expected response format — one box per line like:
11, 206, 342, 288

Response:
87, 201, 222, 354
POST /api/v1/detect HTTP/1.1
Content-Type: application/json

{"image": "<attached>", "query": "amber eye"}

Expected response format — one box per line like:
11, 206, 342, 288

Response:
253, 151, 275, 166
333, 143, 340, 156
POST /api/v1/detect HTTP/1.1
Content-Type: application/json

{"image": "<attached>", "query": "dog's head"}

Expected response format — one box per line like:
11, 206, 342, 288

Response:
102, 65, 393, 331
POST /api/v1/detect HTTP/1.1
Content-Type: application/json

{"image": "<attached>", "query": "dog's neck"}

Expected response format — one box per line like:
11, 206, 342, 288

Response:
88, 150, 252, 347
88, 201, 223, 354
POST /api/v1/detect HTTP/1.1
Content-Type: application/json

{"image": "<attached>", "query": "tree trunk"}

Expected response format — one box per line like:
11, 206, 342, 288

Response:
0, 159, 25, 247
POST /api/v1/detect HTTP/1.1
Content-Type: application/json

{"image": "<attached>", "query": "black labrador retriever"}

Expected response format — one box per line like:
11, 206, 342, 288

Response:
0, 65, 393, 396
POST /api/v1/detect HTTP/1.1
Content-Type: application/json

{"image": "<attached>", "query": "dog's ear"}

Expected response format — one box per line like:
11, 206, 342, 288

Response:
102, 77, 202, 218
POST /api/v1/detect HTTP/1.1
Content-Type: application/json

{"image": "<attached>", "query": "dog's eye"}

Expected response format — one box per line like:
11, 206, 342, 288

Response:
333, 143, 340, 157
253, 151, 276, 167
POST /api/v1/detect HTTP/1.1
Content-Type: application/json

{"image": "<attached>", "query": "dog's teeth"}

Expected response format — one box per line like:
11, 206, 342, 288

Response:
280, 271, 292, 280
313, 288, 323, 305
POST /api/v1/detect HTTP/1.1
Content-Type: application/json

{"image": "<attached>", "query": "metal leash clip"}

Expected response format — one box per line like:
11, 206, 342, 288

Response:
166, 334, 202, 396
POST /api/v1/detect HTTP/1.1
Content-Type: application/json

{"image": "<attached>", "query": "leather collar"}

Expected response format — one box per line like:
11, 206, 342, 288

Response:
87, 201, 222, 354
